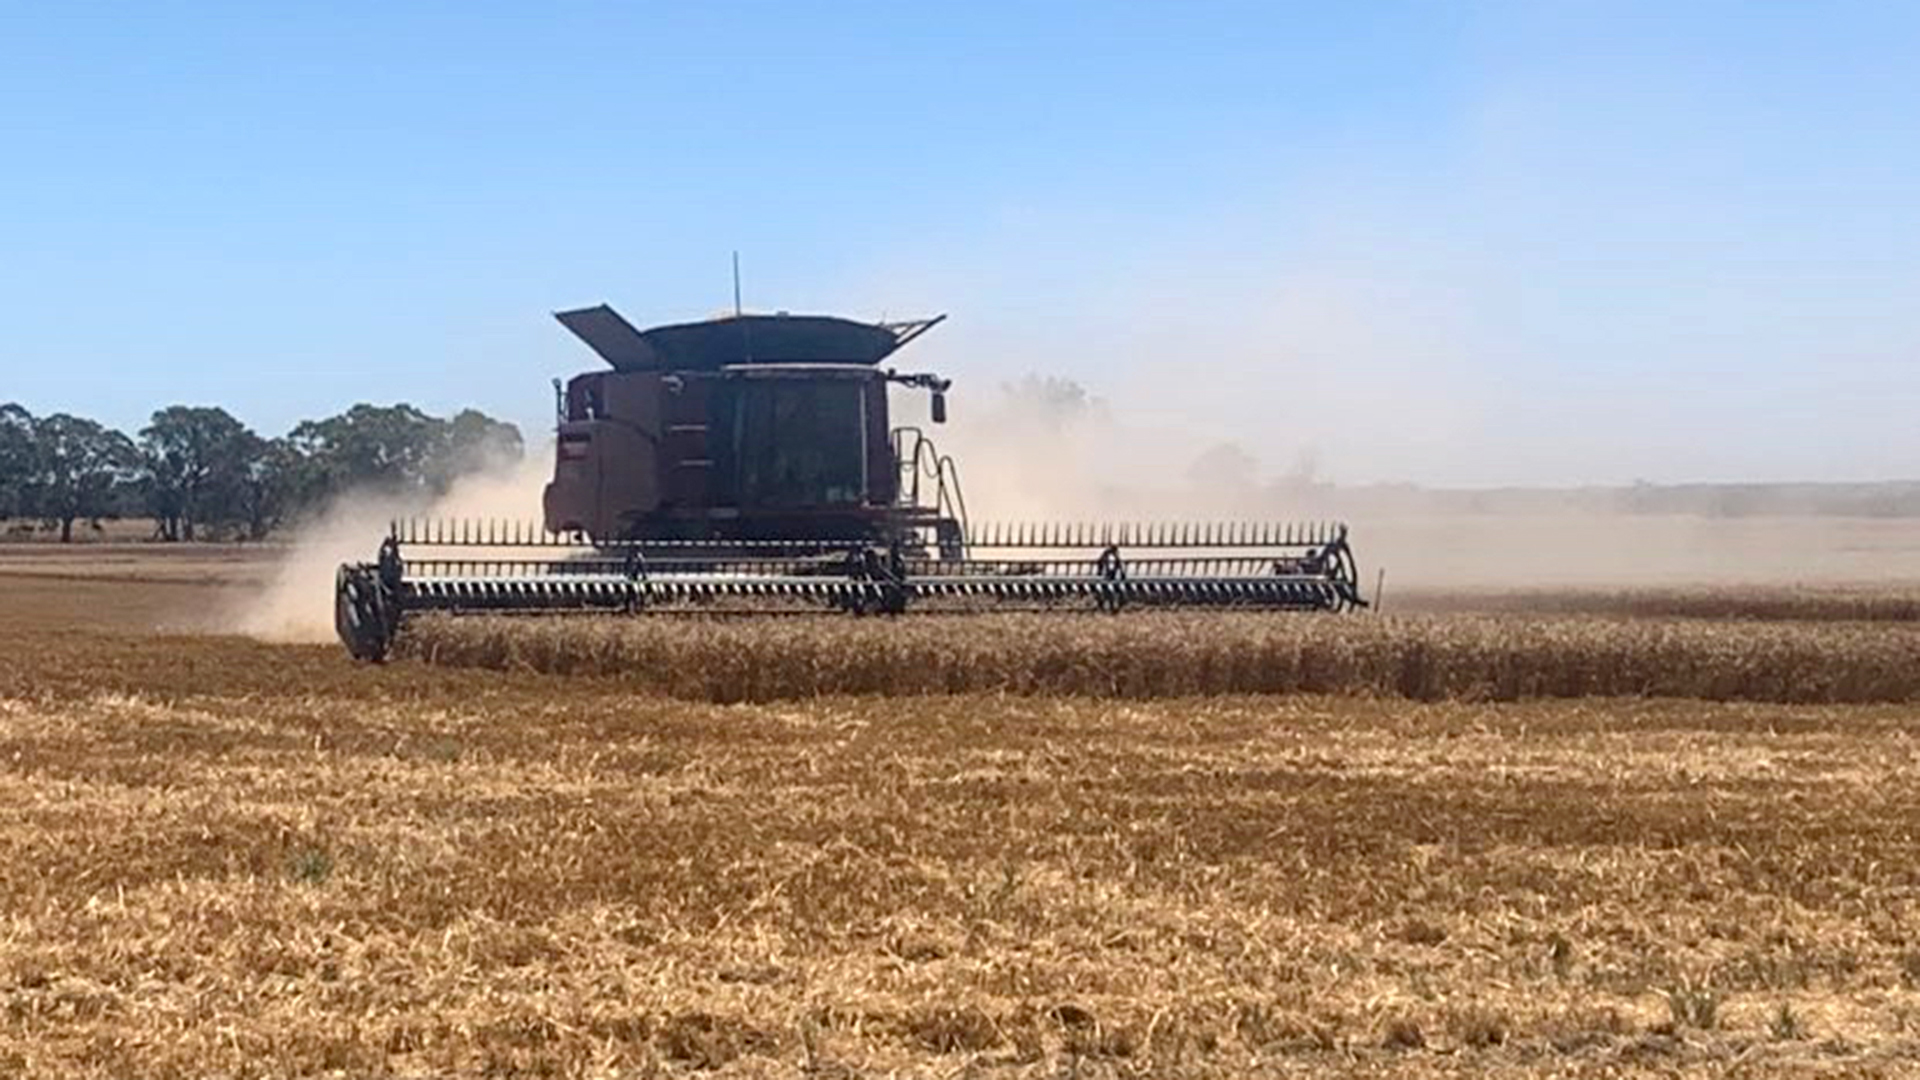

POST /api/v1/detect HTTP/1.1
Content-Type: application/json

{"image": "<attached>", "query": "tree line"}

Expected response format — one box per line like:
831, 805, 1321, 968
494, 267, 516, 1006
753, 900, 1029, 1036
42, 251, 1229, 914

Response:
0, 403, 523, 542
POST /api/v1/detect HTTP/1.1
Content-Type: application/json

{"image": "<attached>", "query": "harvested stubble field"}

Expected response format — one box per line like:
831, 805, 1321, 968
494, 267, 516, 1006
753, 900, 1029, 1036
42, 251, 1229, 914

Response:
4, 552, 1920, 1077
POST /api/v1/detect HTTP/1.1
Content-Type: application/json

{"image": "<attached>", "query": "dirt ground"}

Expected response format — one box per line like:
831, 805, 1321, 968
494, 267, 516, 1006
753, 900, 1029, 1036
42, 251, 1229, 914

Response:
3, 546, 1920, 1077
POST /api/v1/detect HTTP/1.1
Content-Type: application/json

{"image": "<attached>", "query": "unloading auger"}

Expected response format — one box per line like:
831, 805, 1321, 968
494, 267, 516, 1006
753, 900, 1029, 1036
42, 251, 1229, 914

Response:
335, 305, 1365, 661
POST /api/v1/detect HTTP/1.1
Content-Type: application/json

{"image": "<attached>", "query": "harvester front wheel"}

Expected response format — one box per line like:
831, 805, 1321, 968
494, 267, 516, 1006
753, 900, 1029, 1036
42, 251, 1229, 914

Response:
1323, 541, 1368, 611
335, 564, 397, 662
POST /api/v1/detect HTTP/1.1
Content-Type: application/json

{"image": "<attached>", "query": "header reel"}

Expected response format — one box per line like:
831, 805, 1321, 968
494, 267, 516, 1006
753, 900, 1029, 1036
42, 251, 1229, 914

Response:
336, 518, 1365, 661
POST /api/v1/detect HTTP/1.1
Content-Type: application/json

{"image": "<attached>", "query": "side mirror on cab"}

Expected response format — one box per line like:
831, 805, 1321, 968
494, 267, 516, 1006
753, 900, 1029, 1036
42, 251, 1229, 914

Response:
931, 391, 948, 424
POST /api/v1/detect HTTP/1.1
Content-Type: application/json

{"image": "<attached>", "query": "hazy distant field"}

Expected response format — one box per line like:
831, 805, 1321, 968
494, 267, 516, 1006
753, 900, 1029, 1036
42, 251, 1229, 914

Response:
5, 535, 1920, 1077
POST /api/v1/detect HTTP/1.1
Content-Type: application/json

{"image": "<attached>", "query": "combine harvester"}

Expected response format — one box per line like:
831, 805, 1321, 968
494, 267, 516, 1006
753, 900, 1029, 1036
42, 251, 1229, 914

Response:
336, 306, 1366, 660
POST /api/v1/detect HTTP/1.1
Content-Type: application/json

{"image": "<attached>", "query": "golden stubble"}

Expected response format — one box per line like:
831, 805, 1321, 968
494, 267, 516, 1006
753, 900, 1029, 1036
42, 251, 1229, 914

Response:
5, 572, 1920, 1077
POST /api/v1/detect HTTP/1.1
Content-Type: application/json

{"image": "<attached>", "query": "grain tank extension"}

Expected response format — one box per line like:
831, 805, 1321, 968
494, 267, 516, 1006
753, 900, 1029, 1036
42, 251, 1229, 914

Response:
335, 305, 1365, 660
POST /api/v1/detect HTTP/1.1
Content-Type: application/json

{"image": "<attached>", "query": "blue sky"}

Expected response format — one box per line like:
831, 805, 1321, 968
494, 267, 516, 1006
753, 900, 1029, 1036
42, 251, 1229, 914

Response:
1, 1, 1916, 485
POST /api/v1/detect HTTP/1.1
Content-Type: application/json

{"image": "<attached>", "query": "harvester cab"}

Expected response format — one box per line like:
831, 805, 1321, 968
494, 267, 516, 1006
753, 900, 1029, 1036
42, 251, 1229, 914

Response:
543, 305, 957, 547
334, 305, 1366, 661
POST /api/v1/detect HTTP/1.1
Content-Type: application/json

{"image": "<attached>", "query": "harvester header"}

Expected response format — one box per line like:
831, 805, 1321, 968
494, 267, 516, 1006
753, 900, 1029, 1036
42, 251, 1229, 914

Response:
335, 304, 1365, 660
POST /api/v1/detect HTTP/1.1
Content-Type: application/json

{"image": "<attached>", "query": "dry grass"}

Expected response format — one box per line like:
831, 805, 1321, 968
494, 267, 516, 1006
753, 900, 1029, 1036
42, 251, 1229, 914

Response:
401, 611, 1920, 705
9, 567, 1920, 1076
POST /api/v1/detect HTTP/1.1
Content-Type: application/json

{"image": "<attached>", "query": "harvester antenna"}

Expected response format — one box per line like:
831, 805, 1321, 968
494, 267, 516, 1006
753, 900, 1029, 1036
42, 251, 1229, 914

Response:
733, 250, 753, 362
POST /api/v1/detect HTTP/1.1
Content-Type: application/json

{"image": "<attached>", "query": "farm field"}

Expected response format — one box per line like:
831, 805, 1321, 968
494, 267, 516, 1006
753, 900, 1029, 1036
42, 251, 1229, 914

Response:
3, 546, 1920, 1076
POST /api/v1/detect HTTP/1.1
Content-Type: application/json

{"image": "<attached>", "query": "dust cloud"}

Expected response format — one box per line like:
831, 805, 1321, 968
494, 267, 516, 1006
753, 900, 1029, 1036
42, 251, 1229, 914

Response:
232, 451, 553, 643
862, 210, 1913, 591
905, 379, 1920, 592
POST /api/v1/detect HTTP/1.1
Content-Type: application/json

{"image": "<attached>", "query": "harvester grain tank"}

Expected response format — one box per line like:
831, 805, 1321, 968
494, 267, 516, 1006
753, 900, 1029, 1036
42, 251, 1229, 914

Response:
335, 306, 1366, 659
